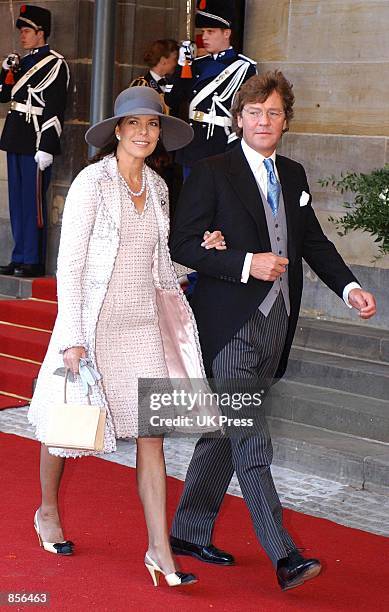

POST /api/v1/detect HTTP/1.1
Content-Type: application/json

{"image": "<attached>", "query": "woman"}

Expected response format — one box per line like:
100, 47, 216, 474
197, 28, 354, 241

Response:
28, 87, 226, 587
129, 38, 178, 111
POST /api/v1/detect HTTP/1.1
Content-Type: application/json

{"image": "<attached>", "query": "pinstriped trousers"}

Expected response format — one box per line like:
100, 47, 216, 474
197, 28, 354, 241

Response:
171, 293, 296, 566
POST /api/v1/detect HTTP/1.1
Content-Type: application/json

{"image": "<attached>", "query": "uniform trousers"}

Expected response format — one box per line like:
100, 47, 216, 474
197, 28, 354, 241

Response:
7, 152, 51, 265
171, 293, 296, 566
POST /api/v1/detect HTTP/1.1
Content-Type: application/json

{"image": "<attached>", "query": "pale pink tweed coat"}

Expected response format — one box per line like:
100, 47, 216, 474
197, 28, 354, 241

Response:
28, 154, 206, 458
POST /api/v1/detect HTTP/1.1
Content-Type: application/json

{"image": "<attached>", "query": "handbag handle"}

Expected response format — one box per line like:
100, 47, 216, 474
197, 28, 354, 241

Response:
64, 368, 91, 405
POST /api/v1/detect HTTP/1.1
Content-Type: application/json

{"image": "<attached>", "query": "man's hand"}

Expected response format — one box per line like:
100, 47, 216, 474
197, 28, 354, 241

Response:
250, 253, 289, 281
34, 150, 53, 171
348, 289, 376, 319
63, 346, 87, 375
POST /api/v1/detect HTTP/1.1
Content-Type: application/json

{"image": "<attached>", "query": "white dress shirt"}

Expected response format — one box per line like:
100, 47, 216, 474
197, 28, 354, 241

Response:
239, 139, 361, 307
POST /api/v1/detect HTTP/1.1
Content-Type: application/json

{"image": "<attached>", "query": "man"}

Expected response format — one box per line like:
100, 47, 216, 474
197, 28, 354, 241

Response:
0, 5, 69, 277
164, 0, 257, 178
169, 71, 376, 591
129, 39, 179, 114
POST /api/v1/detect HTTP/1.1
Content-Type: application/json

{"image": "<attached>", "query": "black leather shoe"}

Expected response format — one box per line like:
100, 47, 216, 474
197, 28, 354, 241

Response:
0, 262, 19, 275
276, 550, 321, 591
170, 536, 235, 565
14, 264, 45, 278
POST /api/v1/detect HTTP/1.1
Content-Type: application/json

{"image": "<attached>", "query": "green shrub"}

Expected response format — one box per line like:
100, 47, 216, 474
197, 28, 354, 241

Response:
319, 166, 389, 258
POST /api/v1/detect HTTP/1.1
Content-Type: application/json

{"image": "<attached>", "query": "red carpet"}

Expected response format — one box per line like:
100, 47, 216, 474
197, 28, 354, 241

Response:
0, 356, 41, 397
0, 278, 56, 409
0, 324, 49, 362
0, 395, 26, 409
0, 299, 57, 330
31, 277, 57, 301
1, 432, 388, 612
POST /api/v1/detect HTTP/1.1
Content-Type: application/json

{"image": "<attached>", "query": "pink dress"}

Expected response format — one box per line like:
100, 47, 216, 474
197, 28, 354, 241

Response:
95, 177, 168, 438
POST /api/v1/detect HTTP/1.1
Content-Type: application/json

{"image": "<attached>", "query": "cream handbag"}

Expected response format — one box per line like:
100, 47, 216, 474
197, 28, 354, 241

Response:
44, 370, 106, 451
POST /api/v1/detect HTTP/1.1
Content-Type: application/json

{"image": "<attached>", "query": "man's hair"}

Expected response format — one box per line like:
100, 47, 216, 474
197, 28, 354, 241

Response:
144, 39, 179, 68
231, 71, 295, 138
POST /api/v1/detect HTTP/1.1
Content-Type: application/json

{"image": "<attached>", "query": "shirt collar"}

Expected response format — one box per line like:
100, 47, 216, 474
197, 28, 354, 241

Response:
150, 69, 162, 83
241, 139, 277, 175
212, 46, 233, 60
29, 44, 49, 56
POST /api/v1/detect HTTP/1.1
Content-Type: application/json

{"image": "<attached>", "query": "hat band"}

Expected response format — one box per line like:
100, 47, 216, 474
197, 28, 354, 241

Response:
17, 16, 40, 30
196, 10, 231, 27
115, 100, 163, 116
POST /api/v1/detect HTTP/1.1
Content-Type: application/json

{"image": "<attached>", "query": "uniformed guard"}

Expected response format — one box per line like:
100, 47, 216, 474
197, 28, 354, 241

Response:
0, 4, 69, 277
164, 0, 257, 178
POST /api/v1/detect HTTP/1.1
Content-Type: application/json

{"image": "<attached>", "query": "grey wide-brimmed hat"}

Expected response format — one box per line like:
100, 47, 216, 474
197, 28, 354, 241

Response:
85, 86, 193, 151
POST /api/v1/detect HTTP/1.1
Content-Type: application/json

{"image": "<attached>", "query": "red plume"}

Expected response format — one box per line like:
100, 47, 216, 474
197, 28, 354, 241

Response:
5, 70, 15, 85
180, 62, 192, 79
199, 0, 206, 9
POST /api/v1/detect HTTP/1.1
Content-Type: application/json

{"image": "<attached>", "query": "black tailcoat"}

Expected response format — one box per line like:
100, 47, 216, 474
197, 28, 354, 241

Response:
170, 144, 358, 376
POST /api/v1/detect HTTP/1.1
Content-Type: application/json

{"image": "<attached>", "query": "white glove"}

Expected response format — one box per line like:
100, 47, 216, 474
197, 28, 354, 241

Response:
2, 53, 19, 71
178, 40, 196, 66
34, 150, 53, 171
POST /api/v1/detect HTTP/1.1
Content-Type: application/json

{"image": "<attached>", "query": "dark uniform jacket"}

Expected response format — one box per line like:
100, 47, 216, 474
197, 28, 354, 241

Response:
0, 45, 69, 155
130, 72, 164, 93
170, 144, 358, 376
129, 71, 173, 115
164, 47, 256, 166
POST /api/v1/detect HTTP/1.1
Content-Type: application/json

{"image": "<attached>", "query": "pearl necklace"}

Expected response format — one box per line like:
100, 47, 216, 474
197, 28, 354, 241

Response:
125, 165, 146, 197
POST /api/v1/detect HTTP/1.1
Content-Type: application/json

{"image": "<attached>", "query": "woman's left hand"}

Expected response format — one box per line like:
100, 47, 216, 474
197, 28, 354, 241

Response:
201, 230, 227, 250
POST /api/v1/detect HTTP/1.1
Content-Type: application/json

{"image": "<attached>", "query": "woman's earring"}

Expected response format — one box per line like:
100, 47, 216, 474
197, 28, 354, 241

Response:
116, 133, 121, 141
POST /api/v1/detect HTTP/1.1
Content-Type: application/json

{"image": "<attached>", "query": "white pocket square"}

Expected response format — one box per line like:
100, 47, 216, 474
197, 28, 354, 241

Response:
299, 190, 310, 207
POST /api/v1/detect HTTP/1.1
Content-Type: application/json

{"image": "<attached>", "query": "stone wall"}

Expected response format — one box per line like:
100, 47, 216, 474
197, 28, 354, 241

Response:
0, 0, 186, 271
244, 0, 389, 270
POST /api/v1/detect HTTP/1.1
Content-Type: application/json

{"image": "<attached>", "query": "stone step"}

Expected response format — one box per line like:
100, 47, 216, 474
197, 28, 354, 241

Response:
269, 418, 389, 492
293, 317, 389, 364
0, 274, 33, 299
286, 346, 389, 401
265, 380, 389, 443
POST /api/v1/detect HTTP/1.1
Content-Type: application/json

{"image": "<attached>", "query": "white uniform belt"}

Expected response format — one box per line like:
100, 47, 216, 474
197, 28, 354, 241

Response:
10, 101, 43, 116
189, 109, 231, 127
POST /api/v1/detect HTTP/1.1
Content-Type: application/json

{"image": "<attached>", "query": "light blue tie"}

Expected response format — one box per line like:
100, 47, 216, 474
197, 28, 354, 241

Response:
263, 158, 281, 217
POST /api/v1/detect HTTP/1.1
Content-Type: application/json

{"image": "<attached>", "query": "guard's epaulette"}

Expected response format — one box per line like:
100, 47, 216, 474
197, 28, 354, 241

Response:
194, 54, 210, 62
130, 76, 148, 87
238, 53, 257, 65
50, 50, 64, 59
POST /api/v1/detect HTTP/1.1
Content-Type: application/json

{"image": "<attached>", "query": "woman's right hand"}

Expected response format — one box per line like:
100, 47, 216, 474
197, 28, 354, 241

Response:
63, 346, 86, 375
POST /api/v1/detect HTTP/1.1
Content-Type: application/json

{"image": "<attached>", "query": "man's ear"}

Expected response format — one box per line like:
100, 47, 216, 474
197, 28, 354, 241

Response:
237, 114, 243, 129
224, 28, 232, 43
282, 119, 289, 134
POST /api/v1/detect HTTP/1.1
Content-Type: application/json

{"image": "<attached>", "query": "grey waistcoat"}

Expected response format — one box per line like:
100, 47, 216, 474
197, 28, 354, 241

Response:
257, 186, 290, 317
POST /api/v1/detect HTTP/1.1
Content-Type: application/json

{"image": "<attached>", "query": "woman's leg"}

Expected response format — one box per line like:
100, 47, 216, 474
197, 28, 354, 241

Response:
136, 437, 176, 574
36, 444, 66, 542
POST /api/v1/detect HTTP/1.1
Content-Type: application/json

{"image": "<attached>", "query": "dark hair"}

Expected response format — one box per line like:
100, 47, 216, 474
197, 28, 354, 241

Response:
143, 39, 179, 68
231, 71, 295, 138
88, 117, 171, 175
